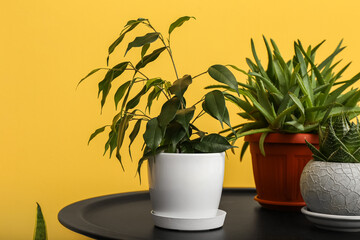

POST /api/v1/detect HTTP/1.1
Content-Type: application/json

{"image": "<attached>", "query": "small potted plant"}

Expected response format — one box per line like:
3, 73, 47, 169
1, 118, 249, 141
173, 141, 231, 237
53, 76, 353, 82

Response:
214, 37, 360, 210
79, 16, 236, 230
300, 114, 360, 231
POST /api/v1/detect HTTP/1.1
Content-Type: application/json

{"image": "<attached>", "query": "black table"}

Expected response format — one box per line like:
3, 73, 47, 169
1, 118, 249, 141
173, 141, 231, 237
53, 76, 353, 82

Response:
58, 188, 360, 240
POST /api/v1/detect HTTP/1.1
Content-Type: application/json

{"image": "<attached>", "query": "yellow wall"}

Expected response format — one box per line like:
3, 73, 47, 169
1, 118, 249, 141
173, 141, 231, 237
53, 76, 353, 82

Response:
2, 0, 360, 239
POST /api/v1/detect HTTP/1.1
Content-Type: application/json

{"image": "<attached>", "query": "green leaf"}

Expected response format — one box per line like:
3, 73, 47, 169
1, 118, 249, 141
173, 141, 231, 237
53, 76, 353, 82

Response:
296, 41, 325, 85
208, 65, 239, 94
289, 92, 305, 120
164, 122, 187, 152
174, 106, 195, 133
259, 132, 268, 156
327, 146, 359, 163
305, 139, 326, 161
141, 43, 150, 60
145, 78, 164, 91
169, 75, 192, 99
320, 118, 348, 157
115, 114, 132, 170
240, 141, 249, 161
193, 134, 234, 153
250, 39, 269, 80
326, 72, 360, 105
114, 81, 131, 109
235, 128, 274, 139
237, 89, 275, 124
284, 121, 305, 131
34, 203, 47, 240
202, 90, 226, 128
295, 45, 313, 105
108, 19, 147, 62
263, 36, 275, 79
168, 16, 196, 35
128, 119, 142, 160
135, 47, 167, 70
143, 118, 163, 151
318, 40, 345, 71
147, 87, 162, 113
344, 91, 360, 107
340, 122, 360, 153
98, 62, 130, 109
104, 130, 117, 157
158, 97, 181, 127
126, 86, 147, 110
77, 68, 104, 87
249, 72, 283, 99
125, 32, 160, 56
224, 93, 255, 115
88, 126, 108, 145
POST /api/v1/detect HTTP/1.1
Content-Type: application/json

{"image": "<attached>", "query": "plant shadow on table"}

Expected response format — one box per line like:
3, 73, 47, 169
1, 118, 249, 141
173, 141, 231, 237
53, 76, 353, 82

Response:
152, 226, 225, 240
253, 207, 360, 240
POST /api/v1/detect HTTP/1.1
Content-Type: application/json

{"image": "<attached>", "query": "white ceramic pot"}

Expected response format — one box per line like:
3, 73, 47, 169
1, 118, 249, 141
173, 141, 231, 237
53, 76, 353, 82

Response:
148, 152, 225, 219
300, 160, 360, 216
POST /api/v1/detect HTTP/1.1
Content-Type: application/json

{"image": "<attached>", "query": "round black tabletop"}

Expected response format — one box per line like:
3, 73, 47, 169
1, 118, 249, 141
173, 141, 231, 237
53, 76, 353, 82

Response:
58, 188, 360, 240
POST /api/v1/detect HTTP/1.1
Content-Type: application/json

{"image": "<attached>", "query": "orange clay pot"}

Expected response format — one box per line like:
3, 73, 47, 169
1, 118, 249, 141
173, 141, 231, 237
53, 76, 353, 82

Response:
245, 133, 319, 211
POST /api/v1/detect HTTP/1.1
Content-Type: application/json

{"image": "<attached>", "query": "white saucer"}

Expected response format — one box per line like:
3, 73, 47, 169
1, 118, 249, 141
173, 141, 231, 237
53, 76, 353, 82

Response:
301, 207, 360, 232
151, 210, 227, 231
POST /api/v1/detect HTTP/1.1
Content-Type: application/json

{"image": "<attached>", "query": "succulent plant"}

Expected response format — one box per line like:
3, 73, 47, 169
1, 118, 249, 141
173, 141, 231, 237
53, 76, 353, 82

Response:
212, 37, 360, 158
306, 114, 360, 163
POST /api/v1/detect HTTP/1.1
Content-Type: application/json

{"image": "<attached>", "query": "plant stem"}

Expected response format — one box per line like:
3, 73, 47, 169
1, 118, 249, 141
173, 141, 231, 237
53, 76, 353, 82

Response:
193, 71, 207, 79
145, 21, 179, 80
191, 109, 205, 124
192, 97, 204, 107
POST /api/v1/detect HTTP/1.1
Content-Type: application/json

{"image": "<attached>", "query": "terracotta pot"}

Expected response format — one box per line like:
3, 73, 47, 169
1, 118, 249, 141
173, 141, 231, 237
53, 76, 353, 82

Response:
245, 133, 319, 211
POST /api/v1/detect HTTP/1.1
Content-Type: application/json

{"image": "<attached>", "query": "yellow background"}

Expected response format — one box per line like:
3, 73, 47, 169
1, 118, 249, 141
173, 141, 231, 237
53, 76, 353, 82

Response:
2, 0, 360, 239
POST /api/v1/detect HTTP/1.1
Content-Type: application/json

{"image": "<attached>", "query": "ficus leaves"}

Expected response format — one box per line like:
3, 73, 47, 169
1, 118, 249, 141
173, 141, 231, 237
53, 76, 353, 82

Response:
80, 16, 236, 181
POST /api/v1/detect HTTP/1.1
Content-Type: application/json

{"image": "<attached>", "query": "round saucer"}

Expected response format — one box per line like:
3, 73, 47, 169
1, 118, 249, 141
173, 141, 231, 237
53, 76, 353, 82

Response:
151, 209, 226, 231
301, 207, 360, 232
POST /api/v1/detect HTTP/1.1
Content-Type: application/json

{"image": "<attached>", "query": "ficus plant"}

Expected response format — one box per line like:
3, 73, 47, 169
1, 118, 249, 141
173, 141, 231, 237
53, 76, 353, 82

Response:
79, 16, 237, 180
212, 37, 360, 158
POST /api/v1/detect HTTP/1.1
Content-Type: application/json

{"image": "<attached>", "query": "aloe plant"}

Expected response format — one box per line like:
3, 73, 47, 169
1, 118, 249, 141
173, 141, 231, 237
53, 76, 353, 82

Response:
34, 203, 47, 240
213, 37, 360, 158
79, 17, 237, 180
306, 115, 360, 163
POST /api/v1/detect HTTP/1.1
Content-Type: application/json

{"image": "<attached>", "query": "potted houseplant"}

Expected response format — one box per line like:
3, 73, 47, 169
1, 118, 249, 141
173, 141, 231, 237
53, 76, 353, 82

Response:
300, 114, 360, 231
79, 16, 237, 230
214, 37, 360, 210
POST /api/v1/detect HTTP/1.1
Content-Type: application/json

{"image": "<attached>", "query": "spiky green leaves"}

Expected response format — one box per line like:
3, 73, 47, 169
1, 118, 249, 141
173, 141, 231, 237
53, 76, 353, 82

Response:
307, 115, 360, 163
222, 37, 360, 158
34, 203, 47, 240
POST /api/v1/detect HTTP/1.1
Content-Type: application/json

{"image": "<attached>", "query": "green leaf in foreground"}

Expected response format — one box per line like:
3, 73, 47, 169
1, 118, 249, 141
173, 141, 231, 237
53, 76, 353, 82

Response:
88, 126, 108, 145
169, 75, 192, 99
136, 47, 167, 70
114, 81, 131, 109
203, 90, 227, 127
158, 97, 181, 127
208, 65, 239, 94
143, 118, 163, 151
128, 119, 142, 160
125, 32, 160, 56
168, 16, 196, 35
34, 203, 47, 240
193, 134, 235, 152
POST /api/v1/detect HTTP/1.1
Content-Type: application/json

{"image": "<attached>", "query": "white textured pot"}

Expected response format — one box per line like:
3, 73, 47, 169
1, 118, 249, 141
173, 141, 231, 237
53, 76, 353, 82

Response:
148, 152, 225, 219
300, 160, 360, 216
